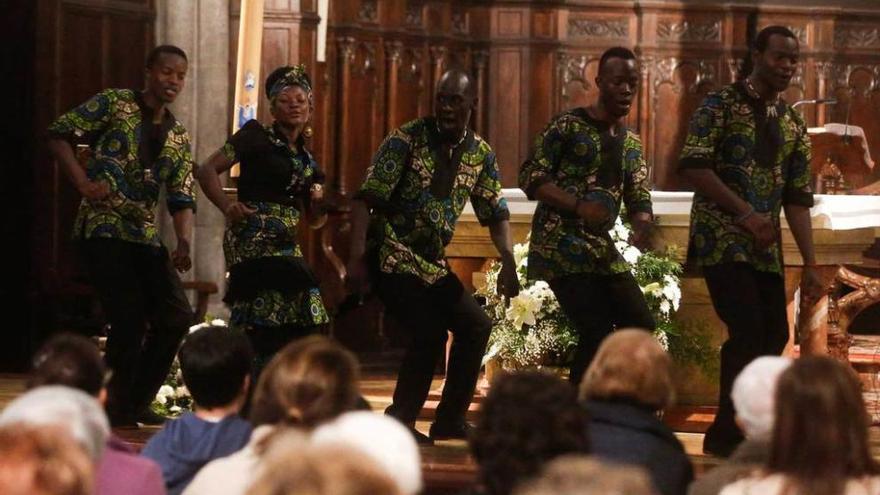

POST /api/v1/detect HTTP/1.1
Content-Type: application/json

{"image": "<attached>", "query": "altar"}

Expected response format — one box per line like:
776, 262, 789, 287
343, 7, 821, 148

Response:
450, 189, 880, 404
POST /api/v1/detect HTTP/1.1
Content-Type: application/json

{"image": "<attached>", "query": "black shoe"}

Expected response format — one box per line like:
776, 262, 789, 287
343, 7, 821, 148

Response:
429, 421, 473, 441
136, 409, 168, 426
408, 426, 435, 445
702, 425, 742, 458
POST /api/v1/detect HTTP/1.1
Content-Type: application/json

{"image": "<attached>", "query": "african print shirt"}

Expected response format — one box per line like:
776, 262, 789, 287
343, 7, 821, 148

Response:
679, 82, 814, 274
47, 88, 196, 246
519, 109, 653, 281
356, 117, 510, 286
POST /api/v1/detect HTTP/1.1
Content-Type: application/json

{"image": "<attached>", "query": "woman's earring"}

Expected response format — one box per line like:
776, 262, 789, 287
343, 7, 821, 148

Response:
303, 124, 314, 139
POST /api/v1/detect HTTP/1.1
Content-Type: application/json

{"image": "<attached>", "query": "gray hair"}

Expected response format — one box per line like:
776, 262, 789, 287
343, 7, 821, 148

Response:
0, 385, 109, 460
731, 356, 793, 439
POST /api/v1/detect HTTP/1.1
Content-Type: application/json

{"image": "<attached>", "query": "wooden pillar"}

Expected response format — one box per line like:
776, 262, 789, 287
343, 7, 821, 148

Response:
816, 61, 833, 126
335, 37, 355, 196
430, 45, 448, 111
473, 49, 489, 136
384, 40, 403, 132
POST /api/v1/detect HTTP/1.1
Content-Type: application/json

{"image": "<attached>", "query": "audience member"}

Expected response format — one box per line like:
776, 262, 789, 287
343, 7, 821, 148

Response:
579, 328, 692, 495
247, 437, 400, 495
142, 326, 254, 494
183, 335, 361, 495
470, 370, 589, 495
312, 411, 423, 495
721, 356, 880, 495
0, 424, 94, 495
513, 454, 657, 495
28, 332, 166, 495
688, 356, 791, 495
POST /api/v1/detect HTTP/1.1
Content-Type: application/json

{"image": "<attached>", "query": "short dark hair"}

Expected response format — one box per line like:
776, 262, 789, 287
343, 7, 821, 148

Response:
598, 46, 637, 75
179, 326, 254, 409
470, 371, 590, 495
146, 45, 188, 69
27, 333, 106, 396
754, 25, 798, 52
265, 66, 313, 99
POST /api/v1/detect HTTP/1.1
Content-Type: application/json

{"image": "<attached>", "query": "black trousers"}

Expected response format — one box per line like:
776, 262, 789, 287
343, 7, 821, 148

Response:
702, 262, 788, 449
550, 271, 656, 387
377, 272, 492, 426
80, 239, 193, 418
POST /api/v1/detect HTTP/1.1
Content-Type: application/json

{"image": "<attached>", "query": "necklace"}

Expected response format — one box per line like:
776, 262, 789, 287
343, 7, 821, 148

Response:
744, 77, 779, 118
437, 123, 468, 159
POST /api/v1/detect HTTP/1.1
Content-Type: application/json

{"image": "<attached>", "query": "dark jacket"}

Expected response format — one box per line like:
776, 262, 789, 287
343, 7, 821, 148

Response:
687, 439, 769, 495
585, 399, 694, 495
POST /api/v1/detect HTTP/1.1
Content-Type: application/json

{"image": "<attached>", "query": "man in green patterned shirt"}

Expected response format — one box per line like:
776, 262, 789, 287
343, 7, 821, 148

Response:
347, 69, 520, 443
519, 47, 655, 388
47, 45, 197, 428
678, 26, 824, 457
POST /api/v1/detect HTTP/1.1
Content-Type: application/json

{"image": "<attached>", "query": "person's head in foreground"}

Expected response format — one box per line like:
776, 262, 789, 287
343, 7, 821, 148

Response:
513, 454, 657, 495
767, 356, 878, 495
579, 328, 675, 411
730, 356, 792, 441
470, 370, 589, 495
0, 424, 93, 495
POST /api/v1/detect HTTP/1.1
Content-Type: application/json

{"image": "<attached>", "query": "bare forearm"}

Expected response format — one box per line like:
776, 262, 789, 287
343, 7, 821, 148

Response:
172, 209, 194, 245
195, 151, 234, 214
534, 182, 578, 213
680, 169, 752, 217
785, 204, 816, 265
348, 199, 370, 260
488, 220, 515, 263
48, 138, 90, 189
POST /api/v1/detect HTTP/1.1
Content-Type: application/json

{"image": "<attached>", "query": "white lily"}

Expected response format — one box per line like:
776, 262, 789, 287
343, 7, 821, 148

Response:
506, 292, 542, 329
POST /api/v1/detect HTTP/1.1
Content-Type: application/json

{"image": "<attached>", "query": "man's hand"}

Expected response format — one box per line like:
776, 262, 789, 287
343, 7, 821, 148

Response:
629, 215, 654, 251
575, 199, 611, 228
799, 265, 826, 307
171, 238, 192, 273
345, 257, 370, 295
497, 259, 521, 300
224, 201, 257, 224
76, 179, 111, 201
739, 213, 777, 250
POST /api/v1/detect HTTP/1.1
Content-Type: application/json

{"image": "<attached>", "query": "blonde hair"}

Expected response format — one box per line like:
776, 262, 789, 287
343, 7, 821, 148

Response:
0, 424, 94, 495
579, 328, 675, 410
247, 434, 400, 495
514, 455, 656, 495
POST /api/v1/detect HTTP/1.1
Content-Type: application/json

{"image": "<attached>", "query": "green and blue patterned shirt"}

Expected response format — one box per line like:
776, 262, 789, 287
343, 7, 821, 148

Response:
679, 82, 814, 274
519, 108, 653, 281
48, 88, 196, 246
356, 117, 510, 286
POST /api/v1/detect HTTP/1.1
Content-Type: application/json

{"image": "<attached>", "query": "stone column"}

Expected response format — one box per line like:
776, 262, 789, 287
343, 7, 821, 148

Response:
156, 0, 231, 319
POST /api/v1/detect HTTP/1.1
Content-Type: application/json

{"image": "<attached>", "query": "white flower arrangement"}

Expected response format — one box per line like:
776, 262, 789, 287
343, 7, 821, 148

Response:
479, 217, 687, 369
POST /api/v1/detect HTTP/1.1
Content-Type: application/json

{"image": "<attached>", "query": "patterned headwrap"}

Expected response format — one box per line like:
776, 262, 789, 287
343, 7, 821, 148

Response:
267, 64, 312, 101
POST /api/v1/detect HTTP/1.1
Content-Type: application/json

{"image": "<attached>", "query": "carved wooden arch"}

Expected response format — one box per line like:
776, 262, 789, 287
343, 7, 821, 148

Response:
833, 266, 880, 334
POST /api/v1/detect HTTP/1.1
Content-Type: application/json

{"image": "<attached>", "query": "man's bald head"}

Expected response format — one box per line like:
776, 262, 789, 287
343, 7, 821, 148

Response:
435, 69, 477, 139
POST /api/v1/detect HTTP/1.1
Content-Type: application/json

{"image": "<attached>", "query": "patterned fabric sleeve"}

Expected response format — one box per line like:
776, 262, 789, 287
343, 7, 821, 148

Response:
622, 134, 653, 216
782, 115, 815, 207
519, 116, 568, 200
47, 89, 116, 143
470, 149, 510, 226
161, 127, 197, 214
678, 93, 726, 170
354, 128, 411, 208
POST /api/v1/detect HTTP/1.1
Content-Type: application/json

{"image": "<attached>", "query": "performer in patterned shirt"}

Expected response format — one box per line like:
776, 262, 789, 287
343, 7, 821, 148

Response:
346, 69, 520, 444
197, 65, 329, 376
47, 45, 196, 427
678, 26, 824, 457
519, 46, 656, 388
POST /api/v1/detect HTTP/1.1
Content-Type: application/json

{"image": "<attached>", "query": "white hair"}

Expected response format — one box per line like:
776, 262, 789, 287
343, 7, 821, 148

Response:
311, 411, 423, 495
731, 356, 793, 440
0, 385, 109, 460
